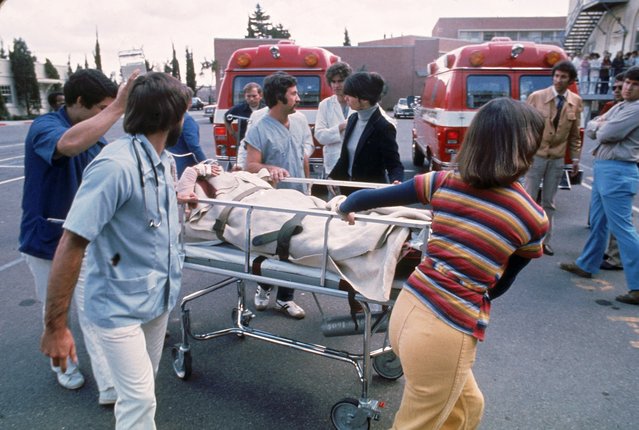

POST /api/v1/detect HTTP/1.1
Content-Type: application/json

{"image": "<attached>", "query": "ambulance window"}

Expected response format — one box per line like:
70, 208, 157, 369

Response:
466, 75, 510, 109
520, 75, 552, 101
233, 76, 266, 105
294, 76, 321, 107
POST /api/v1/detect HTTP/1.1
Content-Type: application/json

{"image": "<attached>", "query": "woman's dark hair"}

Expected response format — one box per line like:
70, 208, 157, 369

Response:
263, 72, 297, 108
456, 98, 544, 189
325, 62, 352, 84
123, 72, 189, 135
343, 72, 385, 104
64, 69, 118, 109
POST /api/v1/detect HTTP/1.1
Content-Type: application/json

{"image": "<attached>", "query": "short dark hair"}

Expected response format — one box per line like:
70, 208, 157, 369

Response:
243, 82, 263, 95
614, 72, 626, 82
625, 66, 639, 82
123, 72, 189, 135
456, 98, 544, 189
552, 60, 578, 82
47, 91, 64, 109
325, 62, 352, 84
63, 69, 118, 109
343, 72, 385, 104
263, 72, 296, 108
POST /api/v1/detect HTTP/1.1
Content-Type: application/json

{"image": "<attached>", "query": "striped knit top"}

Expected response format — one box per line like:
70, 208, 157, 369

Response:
408, 171, 548, 341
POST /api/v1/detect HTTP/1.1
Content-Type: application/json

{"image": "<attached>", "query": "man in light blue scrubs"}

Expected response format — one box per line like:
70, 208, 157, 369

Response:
41, 72, 195, 429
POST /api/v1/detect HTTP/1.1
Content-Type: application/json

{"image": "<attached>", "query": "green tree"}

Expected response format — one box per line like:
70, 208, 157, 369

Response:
185, 48, 196, 92
9, 38, 40, 115
245, 3, 291, 39
44, 58, 62, 92
94, 30, 102, 71
163, 62, 172, 74
84, 55, 89, 69
171, 43, 181, 81
67, 55, 73, 76
343, 28, 352, 46
144, 59, 154, 72
0, 90, 8, 120
0, 40, 7, 59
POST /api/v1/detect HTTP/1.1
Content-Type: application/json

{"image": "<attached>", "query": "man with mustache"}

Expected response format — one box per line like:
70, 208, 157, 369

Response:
245, 72, 311, 319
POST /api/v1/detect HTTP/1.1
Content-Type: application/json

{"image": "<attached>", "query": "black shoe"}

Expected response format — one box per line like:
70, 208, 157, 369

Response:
559, 262, 592, 279
542, 244, 554, 256
600, 261, 623, 271
616, 291, 639, 305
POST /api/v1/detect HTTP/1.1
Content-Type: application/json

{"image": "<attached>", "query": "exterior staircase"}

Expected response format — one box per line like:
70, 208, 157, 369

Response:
563, 0, 628, 54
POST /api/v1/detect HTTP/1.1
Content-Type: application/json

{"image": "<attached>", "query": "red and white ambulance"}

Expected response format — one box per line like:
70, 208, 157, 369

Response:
213, 41, 339, 173
412, 38, 577, 173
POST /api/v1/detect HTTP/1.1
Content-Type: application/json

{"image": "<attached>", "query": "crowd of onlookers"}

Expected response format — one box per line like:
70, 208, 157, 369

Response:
571, 50, 639, 94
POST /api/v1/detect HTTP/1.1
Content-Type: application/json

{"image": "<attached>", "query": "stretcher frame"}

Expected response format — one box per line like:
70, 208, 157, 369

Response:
171, 178, 430, 429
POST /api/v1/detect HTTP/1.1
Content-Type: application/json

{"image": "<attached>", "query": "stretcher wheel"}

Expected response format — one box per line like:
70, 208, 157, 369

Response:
171, 346, 192, 380
331, 398, 370, 430
372, 351, 403, 380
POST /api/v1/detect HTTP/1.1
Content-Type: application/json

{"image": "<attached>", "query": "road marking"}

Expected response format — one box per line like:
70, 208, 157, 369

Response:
0, 143, 25, 149
0, 258, 23, 273
0, 165, 24, 168
0, 155, 24, 162
0, 176, 24, 185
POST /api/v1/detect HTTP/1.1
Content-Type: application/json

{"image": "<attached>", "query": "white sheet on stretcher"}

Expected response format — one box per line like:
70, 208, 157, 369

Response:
183, 171, 431, 301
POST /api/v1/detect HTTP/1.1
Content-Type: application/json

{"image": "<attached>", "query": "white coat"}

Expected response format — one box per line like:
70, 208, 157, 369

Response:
314, 95, 352, 175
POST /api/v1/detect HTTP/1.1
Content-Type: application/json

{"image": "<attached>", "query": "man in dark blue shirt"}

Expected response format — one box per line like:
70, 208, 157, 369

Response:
20, 69, 129, 404
225, 82, 265, 143
168, 88, 207, 177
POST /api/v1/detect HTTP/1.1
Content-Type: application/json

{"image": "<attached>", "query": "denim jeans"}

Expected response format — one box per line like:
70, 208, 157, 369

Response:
576, 160, 639, 291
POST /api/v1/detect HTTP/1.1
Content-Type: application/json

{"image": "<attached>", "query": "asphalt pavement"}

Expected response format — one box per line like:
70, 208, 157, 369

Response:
0, 112, 637, 429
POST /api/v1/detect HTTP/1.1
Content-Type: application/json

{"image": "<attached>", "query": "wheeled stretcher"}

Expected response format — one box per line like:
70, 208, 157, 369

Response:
171, 178, 431, 429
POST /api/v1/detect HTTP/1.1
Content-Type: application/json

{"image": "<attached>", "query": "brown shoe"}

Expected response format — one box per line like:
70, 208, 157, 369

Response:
615, 291, 639, 305
559, 262, 592, 279
542, 244, 554, 256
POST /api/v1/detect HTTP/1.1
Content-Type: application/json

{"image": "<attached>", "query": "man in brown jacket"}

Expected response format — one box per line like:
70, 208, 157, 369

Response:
525, 60, 583, 256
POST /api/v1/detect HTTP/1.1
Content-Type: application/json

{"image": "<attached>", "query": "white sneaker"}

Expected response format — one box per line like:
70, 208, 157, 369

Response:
254, 285, 271, 310
99, 387, 117, 405
51, 360, 85, 390
275, 300, 306, 319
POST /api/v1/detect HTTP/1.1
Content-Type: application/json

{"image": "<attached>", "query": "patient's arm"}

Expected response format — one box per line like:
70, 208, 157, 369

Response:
176, 162, 222, 205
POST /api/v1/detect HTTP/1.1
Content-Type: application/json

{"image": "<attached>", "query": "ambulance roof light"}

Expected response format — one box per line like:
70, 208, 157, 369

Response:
469, 51, 485, 67
304, 53, 319, 67
270, 45, 281, 59
236, 53, 251, 67
511, 44, 525, 59
446, 54, 456, 68
545, 51, 562, 66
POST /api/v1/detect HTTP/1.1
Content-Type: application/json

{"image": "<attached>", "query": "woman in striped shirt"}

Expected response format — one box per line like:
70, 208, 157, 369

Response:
338, 98, 549, 429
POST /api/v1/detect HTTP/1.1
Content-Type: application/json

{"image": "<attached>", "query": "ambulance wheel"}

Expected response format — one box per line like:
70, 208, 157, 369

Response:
171, 346, 192, 380
331, 398, 370, 430
372, 351, 403, 380
412, 141, 424, 167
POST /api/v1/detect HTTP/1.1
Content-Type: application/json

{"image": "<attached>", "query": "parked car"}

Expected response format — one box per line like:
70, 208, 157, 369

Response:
191, 97, 205, 110
393, 97, 414, 119
203, 103, 217, 123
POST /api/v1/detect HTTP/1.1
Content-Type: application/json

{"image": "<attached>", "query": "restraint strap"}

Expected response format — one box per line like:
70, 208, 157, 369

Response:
212, 186, 264, 241
252, 213, 305, 261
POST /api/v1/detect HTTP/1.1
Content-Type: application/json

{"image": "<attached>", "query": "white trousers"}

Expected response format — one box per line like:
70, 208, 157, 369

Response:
94, 311, 169, 430
23, 253, 114, 392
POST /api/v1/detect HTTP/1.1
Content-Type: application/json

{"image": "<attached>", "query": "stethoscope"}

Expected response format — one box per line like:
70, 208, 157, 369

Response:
131, 136, 162, 229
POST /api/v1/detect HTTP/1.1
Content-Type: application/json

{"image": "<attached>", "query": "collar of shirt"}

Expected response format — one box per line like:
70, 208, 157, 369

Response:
356, 104, 378, 122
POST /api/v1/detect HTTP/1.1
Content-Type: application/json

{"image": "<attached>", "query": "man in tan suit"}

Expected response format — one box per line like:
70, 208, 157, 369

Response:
525, 60, 583, 256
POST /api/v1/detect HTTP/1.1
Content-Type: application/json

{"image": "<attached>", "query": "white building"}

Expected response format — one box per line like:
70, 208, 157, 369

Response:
565, 0, 639, 57
0, 58, 67, 118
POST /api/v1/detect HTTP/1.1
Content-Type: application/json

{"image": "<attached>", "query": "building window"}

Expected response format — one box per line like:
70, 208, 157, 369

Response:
0, 85, 13, 104
459, 31, 481, 42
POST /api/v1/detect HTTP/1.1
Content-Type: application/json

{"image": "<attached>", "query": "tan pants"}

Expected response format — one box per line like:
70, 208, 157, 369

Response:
389, 290, 484, 430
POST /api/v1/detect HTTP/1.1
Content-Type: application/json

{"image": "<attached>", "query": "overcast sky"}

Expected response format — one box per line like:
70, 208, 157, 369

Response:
0, 0, 570, 83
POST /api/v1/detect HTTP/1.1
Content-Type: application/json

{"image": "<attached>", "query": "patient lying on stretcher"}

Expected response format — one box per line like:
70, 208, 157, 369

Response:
176, 161, 431, 302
